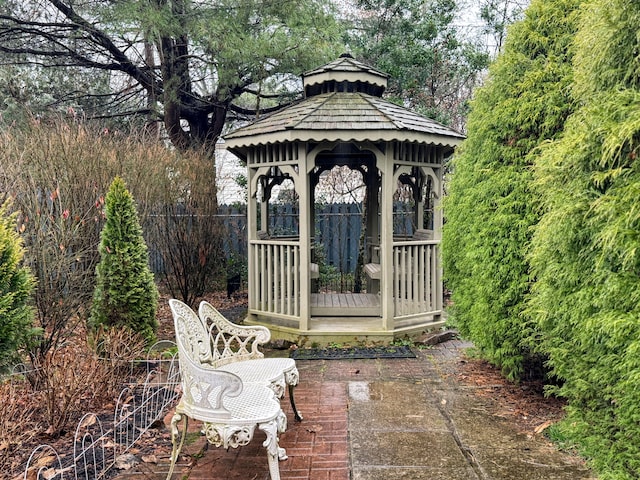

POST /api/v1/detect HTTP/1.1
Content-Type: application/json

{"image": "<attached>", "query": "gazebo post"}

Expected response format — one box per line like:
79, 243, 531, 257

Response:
298, 145, 312, 330
380, 149, 395, 330
246, 161, 258, 320
364, 160, 380, 294
434, 152, 445, 318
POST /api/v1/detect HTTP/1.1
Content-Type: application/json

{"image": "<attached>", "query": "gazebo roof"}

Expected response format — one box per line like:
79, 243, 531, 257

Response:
302, 55, 389, 94
224, 55, 465, 153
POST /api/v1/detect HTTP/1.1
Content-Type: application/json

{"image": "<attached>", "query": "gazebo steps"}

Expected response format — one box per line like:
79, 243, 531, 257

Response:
309, 316, 383, 331
310, 293, 379, 316
246, 311, 446, 347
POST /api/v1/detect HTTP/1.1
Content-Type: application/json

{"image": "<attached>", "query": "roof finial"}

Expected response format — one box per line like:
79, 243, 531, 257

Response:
339, 52, 354, 58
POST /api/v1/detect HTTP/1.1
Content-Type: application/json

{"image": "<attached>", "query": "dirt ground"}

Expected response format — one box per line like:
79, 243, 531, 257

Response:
455, 356, 566, 435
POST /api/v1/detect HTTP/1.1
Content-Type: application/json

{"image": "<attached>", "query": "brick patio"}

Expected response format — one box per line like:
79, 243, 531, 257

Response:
116, 339, 596, 480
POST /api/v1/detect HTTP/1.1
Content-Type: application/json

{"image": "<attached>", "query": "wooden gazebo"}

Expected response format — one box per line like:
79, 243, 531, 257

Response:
224, 54, 464, 344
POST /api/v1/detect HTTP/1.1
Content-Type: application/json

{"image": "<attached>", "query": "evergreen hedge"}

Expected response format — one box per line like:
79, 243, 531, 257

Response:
90, 177, 158, 344
446, 0, 640, 475
0, 201, 36, 372
529, 1, 640, 477
442, 0, 582, 380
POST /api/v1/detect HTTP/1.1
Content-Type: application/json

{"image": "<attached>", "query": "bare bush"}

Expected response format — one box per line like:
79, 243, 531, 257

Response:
0, 326, 147, 475
0, 118, 179, 367
150, 148, 226, 306
92, 326, 148, 397
34, 325, 147, 438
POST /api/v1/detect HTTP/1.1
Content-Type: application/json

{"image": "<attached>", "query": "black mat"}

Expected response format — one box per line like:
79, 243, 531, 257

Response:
290, 345, 416, 360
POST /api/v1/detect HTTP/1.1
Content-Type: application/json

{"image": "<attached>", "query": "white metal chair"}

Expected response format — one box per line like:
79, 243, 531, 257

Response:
198, 300, 303, 421
167, 299, 287, 480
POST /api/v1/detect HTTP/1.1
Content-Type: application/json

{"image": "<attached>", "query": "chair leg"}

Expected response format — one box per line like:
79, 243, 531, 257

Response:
166, 413, 188, 480
259, 419, 286, 480
284, 369, 303, 421
276, 410, 288, 460
288, 383, 303, 421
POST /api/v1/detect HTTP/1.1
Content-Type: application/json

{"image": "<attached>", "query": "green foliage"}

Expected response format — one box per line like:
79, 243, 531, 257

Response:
441, 0, 582, 381
90, 177, 158, 345
527, 1, 640, 476
226, 253, 248, 283
180, 0, 343, 100
346, 0, 489, 130
571, 0, 640, 99
0, 0, 345, 152
479, 0, 527, 54
0, 200, 35, 372
0, 64, 114, 128
313, 238, 340, 287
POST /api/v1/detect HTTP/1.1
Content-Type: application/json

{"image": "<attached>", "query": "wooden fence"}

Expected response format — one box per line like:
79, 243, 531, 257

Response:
145, 203, 416, 275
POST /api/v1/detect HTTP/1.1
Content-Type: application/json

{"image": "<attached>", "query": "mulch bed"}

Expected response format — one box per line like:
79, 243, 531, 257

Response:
456, 356, 567, 434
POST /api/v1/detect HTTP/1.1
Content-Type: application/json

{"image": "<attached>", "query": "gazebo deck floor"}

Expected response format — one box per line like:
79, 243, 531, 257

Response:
310, 293, 380, 316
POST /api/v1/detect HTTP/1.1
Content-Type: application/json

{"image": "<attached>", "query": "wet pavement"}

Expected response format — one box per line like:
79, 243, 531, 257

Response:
116, 339, 596, 480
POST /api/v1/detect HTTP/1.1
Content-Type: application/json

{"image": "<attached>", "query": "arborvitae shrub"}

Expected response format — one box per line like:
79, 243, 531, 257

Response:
529, 0, 640, 476
0, 200, 36, 372
441, 0, 582, 380
90, 177, 158, 344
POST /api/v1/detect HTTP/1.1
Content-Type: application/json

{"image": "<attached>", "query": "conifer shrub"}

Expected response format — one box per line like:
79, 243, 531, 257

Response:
0, 200, 36, 372
529, 1, 640, 476
90, 177, 158, 344
441, 0, 582, 380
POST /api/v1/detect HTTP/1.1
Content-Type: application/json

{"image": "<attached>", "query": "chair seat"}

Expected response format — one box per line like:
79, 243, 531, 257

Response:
177, 383, 282, 425
218, 358, 297, 385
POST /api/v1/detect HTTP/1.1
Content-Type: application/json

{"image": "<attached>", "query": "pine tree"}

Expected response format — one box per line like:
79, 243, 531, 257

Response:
90, 177, 158, 344
0, 200, 35, 371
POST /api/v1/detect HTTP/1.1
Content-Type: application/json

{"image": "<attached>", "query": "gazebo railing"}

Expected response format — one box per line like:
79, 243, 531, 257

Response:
392, 240, 440, 318
250, 239, 301, 319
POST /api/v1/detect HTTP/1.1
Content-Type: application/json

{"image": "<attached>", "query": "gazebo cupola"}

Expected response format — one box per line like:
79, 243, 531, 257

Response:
224, 54, 464, 345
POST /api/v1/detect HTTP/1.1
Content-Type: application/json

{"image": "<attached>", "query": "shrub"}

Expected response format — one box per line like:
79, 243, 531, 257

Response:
149, 147, 225, 306
441, 0, 582, 380
0, 380, 40, 473
90, 177, 158, 344
0, 200, 36, 372
0, 119, 177, 365
528, 0, 640, 476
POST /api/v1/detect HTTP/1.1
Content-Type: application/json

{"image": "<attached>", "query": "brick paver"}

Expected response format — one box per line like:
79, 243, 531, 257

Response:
170, 350, 446, 480
115, 339, 594, 480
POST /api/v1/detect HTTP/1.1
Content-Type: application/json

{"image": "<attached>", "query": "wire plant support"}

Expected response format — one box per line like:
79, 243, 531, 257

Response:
19, 341, 181, 480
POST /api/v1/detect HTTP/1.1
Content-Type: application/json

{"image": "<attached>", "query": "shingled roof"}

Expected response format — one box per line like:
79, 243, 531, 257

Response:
224, 55, 464, 151
302, 54, 389, 94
